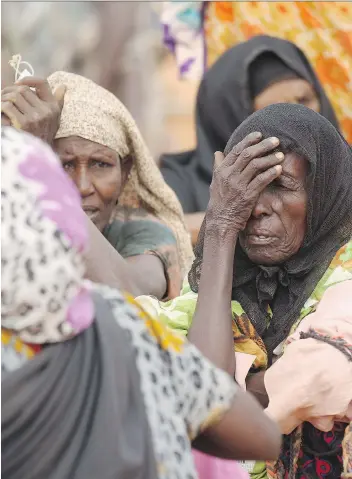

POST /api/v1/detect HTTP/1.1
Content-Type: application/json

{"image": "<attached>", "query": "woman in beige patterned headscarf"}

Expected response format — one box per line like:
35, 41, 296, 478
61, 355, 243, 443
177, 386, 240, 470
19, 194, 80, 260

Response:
1, 72, 193, 299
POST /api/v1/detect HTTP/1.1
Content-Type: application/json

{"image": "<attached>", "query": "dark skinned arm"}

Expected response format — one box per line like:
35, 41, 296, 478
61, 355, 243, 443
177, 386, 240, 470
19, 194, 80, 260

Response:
84, 217, 167, 299
194, 387, 281, 460
188, 133, 284, 391
188, 224, 237, 376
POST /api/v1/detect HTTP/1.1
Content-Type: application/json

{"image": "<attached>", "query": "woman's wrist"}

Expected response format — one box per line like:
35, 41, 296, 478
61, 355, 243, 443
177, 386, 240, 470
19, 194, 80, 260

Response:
204, 218, 240, 244
205, 204, 241, 241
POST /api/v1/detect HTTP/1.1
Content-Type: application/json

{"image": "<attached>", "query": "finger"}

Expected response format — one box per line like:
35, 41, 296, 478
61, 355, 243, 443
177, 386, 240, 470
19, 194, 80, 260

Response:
241, 152, 285, 183
222, 132, 262, 169
213, 151, 224, 170
3, 84, 42, 108
1, 113, 12, 127
16, 77, 54, 102
1, 101, 24, 129
1, 86, 20, 95
248, 164, 282, 196
1, 91, 33, 115
53, 84, 66, 110
235, 137, 280, 172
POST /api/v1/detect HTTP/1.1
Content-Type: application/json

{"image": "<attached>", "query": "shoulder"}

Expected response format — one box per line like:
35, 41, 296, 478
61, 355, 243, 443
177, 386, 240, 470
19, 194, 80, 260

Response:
301, 241, 352, 316
104, 215, 177, 257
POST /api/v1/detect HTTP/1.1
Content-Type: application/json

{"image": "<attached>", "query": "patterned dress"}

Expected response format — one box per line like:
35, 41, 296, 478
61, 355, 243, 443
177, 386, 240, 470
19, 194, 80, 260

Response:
2, 288, 238, 479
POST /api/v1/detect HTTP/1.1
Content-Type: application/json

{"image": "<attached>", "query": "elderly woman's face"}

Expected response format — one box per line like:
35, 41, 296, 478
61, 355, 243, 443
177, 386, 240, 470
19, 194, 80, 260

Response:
54, 136, 131, 231
239, 152, 308, 265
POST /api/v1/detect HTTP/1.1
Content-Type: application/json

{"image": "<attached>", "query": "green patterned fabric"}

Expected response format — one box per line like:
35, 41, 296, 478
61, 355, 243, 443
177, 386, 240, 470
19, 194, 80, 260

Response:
137, 241, 352, 339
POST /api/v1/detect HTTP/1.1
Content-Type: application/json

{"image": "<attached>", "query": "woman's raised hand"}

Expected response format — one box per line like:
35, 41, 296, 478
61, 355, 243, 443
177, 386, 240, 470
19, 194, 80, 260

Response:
207, 132, 284, 233
1, 77, 66, 144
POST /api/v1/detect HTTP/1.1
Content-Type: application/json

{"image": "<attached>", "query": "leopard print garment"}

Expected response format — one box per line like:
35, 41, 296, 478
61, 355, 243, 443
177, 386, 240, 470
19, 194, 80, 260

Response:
1, 127, 94, 343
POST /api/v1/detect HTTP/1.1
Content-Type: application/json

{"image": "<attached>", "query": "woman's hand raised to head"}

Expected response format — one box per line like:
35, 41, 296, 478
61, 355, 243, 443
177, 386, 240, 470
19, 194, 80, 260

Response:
1, 77, 66, 144
207, 132, 284, 234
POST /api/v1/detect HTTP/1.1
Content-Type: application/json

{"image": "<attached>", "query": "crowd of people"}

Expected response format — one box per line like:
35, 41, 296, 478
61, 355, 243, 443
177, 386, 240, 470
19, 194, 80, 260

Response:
1, 22, 352, 479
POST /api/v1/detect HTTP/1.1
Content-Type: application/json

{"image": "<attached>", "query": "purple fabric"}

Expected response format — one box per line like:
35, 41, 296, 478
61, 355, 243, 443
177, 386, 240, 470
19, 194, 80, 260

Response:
192, 450, 250, 479
19, 147, 88, 253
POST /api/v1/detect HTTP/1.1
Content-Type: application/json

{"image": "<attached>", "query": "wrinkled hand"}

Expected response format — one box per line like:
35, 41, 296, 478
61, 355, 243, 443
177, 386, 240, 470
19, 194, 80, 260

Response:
207, 132, 284, 233
1, 77, 66, 144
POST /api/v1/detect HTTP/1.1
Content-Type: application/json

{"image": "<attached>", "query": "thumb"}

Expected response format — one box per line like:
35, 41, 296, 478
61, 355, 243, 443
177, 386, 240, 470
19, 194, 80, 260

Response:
53, 84, 66, 110
214, 151, 224, 170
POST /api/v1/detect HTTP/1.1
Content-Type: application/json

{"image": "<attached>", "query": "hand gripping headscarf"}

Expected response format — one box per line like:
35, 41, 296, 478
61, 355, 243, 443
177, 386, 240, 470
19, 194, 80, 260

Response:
48, 71, 194, 275
189, 103, 352, 357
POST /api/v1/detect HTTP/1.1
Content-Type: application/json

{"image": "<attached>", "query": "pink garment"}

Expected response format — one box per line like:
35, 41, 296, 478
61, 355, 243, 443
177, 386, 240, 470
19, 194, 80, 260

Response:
265, 281, 352, 435
193, 450, 250, 479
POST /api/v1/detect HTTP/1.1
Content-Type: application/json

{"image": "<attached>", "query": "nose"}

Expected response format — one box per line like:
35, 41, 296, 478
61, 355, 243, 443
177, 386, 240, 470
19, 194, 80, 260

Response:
75, 167, 94, 198
251, 190, 273, 219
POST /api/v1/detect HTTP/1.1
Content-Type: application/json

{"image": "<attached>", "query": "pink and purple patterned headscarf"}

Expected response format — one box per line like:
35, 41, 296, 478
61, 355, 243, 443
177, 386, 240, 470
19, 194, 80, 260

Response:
1, 127, 94, 343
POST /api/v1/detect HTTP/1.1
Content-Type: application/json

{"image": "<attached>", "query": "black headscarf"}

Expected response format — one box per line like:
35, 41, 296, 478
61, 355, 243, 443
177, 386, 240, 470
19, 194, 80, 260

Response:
160, 35, 340, 213
189, 103, 352, 357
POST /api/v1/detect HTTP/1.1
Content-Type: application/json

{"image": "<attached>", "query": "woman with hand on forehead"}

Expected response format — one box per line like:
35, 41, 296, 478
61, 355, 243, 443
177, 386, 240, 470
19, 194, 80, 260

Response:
142, 103, 352, 478
1, 73, 193, 300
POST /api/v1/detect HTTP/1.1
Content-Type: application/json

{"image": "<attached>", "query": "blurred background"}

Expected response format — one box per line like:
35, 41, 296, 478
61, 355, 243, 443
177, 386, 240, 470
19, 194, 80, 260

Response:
1, 1, 199, 160
2, 1, 351, 158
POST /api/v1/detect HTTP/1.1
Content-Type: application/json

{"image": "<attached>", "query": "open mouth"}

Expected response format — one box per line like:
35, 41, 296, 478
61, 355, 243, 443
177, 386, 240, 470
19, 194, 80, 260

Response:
246, 234, 276, 245
82, 207, 99, 221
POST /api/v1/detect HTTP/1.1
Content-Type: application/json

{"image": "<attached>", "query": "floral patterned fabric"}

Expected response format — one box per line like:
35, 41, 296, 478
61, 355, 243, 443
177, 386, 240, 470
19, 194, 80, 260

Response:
276, 422, 347, 479
160, 1, 352, 144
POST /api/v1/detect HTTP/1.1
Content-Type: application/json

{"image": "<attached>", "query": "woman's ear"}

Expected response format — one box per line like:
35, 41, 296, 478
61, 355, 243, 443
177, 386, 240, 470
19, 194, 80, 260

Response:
120, 154, 133, 188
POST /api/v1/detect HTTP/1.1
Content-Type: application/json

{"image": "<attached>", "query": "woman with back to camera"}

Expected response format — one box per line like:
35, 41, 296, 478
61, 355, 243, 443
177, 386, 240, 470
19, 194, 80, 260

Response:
160, 35, 340, 245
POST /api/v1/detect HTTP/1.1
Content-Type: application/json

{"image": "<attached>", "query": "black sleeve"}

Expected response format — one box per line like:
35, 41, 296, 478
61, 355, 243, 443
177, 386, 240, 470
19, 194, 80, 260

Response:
160, 152, 197, 213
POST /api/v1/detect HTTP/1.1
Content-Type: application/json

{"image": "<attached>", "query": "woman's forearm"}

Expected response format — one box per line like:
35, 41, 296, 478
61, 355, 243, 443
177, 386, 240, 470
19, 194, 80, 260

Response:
188, 224, 238, 376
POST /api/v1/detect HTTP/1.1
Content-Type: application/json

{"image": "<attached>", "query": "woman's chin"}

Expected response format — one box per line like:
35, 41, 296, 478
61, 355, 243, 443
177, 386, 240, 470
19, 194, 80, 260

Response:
242, 244, 288, 265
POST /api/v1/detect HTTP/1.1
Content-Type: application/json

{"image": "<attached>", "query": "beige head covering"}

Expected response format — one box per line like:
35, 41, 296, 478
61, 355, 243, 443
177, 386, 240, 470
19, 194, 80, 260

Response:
48, 71, 193, 276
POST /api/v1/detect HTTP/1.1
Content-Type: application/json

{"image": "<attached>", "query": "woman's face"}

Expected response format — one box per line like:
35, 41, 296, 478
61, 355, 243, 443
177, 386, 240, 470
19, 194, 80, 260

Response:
239, 152, 308, 265
254, 78, 320, 113
54, 136, 132, 231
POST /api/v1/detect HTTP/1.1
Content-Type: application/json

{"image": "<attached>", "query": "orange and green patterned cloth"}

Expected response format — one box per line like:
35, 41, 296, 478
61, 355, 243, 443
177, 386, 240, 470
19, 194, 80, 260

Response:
160, 1, 352, 143
136, 240, 352, 478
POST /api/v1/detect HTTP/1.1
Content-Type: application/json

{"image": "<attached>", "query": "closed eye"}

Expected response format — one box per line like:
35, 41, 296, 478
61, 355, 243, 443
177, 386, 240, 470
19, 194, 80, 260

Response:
273, 178, 295, 190
273, 176, 301, 191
